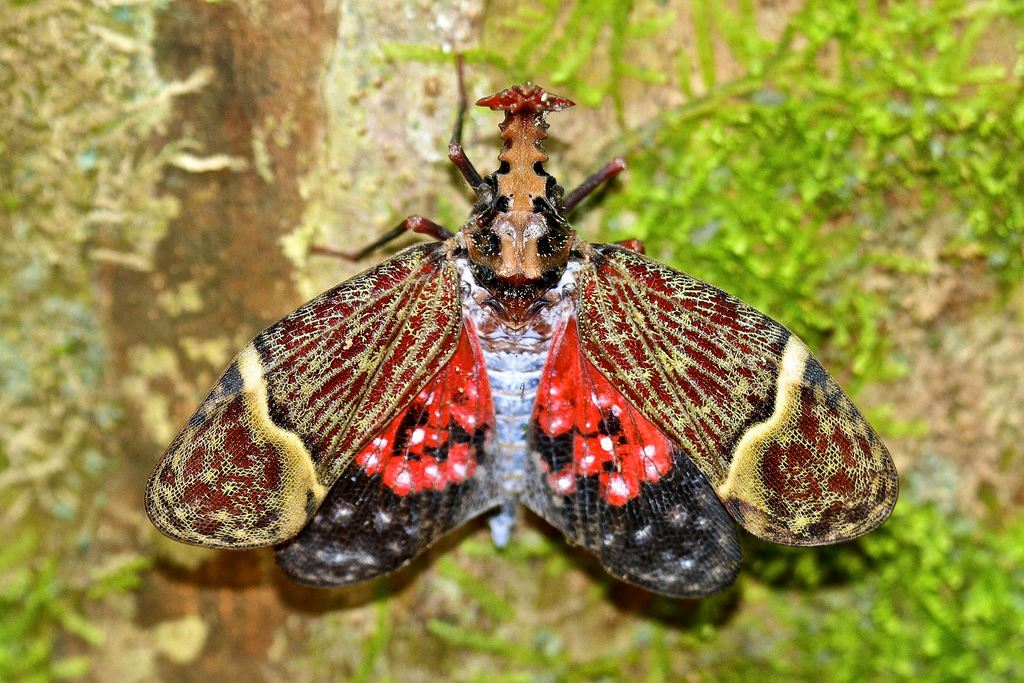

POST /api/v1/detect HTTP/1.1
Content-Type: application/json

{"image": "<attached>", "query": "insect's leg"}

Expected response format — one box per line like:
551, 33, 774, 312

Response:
563, 157, 627, 213
448, 54, 484, 190
614, 239, 645, 254
310, 215, 453, 261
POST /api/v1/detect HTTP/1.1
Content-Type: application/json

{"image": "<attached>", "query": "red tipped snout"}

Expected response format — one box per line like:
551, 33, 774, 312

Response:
476, 84, 574, 114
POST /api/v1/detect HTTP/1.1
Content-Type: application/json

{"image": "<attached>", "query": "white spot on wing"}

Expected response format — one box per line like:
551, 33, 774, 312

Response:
644, 459, 660, 478
608, 474, 629, 498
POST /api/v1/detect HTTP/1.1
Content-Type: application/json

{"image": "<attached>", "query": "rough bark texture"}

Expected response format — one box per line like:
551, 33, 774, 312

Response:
114, 1, 342, 679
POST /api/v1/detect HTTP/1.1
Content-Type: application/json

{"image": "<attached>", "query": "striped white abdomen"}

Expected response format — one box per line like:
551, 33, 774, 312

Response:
477, 333, 550, 496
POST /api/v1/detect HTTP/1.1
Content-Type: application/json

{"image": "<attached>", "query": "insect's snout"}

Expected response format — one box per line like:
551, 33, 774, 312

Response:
491, 214, 547, 281
467, 212, 552, 283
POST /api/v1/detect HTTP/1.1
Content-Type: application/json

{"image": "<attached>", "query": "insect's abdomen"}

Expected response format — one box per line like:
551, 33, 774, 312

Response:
477, 334, 550, 494
474, 329, 550, 548
457, 256, 579, 545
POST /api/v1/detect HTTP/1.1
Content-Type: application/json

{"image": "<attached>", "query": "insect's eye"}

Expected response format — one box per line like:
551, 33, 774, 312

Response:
550, 183, 564, 205
536, 233, 562, 257
473, 184, 495, 212
473, 230, 502, 256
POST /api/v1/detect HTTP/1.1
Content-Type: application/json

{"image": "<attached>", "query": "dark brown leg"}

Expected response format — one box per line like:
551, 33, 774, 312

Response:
310, 215, 453, 261
448, 54, 483, 190
563, 157, 627, 213
614, 238, 645, 254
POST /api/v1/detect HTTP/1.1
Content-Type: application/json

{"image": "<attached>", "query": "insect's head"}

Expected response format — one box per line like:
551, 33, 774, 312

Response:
462, 84, 576, 323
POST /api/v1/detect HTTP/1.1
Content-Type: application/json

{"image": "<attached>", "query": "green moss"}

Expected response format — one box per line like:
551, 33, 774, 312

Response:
0, 531, 151, 681
694, 498, 1024, 681
601, 0, 1024, 390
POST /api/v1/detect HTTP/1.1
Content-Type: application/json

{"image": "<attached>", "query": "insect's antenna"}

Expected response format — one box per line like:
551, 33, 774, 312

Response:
448, 54, 484, 189
563, 157, 627, 213
451, 54, 468, 151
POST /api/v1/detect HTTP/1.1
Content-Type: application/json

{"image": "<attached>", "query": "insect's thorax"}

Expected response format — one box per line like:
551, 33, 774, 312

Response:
462, 84, 576, 326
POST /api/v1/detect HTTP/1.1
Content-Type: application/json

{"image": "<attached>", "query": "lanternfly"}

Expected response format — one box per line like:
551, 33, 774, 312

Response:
146, 66, 898, 597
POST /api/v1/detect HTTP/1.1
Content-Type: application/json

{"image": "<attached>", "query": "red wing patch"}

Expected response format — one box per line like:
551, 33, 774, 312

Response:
354, 321, 494, 496
523, 314, 742, 597
533, 316, 673, 505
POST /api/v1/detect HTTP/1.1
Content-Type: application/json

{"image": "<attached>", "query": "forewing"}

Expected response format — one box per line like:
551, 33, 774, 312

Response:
576, 245, 898, 545
275, 320, 500, 586
146, 243, 466, 548
522, 315, 741, 598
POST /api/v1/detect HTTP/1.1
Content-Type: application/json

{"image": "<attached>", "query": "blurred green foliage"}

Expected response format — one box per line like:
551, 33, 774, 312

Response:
699, 499, 1024, 681
485, 0, 672, 119
0, 533, 93, 681
0, 531, 151, 682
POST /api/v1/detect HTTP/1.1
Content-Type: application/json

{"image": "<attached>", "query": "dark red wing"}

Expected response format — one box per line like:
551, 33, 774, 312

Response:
145, 243, 471, 549
522, 315, 741, 598
575, 245, 898, 546
275, 321, 501, 586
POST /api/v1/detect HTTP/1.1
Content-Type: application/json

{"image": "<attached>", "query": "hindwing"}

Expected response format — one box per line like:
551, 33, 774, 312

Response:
575, 245, 898, 546
275, 321, 500, 586
145, 243, 467, 548
522, 315, 741, 598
